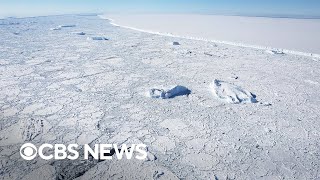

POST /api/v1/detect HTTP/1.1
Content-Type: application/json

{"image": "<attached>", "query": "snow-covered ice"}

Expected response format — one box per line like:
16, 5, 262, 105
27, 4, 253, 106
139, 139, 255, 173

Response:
0, 14, 320, 179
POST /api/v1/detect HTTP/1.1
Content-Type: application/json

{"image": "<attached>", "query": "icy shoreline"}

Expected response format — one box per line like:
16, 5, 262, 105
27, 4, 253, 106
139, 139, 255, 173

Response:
100, 14, 320, 58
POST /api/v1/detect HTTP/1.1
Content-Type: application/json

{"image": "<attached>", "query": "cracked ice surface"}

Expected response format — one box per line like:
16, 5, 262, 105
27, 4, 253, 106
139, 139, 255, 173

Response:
0, 15, 320, 179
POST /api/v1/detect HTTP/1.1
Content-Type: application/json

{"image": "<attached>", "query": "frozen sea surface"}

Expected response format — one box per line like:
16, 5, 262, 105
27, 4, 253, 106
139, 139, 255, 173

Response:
0, 15, 320, 179
104, 14, 320, 55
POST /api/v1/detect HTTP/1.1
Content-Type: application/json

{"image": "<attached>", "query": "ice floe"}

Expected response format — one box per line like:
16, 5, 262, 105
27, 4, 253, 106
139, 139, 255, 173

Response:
72, 32, 86, 35
210, 79, 257, 104
59, 24, 76, 28
87, 36, 109, 40
50, 27, 61, 31
172, 41, 180, 45
51, 25, 76, 30
148, 85, 191, 99
266, 49, 285, 55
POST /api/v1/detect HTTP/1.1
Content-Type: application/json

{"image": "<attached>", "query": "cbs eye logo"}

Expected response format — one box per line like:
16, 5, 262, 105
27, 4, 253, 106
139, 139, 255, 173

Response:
20, 143, 37, 160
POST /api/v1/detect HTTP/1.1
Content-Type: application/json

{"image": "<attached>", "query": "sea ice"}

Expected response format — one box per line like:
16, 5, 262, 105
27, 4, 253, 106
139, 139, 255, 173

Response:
103, 14, 320, 55
1, 14, 319, 180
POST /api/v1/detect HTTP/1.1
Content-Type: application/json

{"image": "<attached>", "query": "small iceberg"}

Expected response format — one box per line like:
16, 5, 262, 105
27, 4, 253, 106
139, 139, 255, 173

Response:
210, 79, 257, 104
50, 27, 61, 31
87, 36, 109, 41
148, 85, 191, 99
266, 49, 285, 55
59, 25, 76, 28
172, 41, 180, 45
72, 32, 86, 35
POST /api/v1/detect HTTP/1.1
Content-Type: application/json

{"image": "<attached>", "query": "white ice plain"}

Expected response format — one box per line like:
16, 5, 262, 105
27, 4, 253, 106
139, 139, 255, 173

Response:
103, 14, 320, 56
0, 14, 320, 180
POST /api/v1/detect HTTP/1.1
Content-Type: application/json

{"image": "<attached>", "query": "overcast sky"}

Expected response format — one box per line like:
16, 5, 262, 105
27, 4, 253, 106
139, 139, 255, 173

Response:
0, 0, 319, 18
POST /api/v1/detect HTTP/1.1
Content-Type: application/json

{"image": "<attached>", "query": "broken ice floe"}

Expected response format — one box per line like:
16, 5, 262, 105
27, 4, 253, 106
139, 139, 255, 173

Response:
0, 118, 51, 146
50, 27, 61, 31
266, 49, 285, 55
210, 79, 257, 104
87, 36, 109, 40
148, 85, 191, 99
229, 73, 239, 80
172, 41, 180, 45
59, 24, 76, 28
0, 22, 20, 26
51, 25, 76, 30
72, 32, 86, 35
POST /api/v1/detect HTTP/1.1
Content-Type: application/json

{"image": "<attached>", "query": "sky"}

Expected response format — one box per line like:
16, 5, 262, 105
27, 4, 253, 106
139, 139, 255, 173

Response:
0, 0, 320, 18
